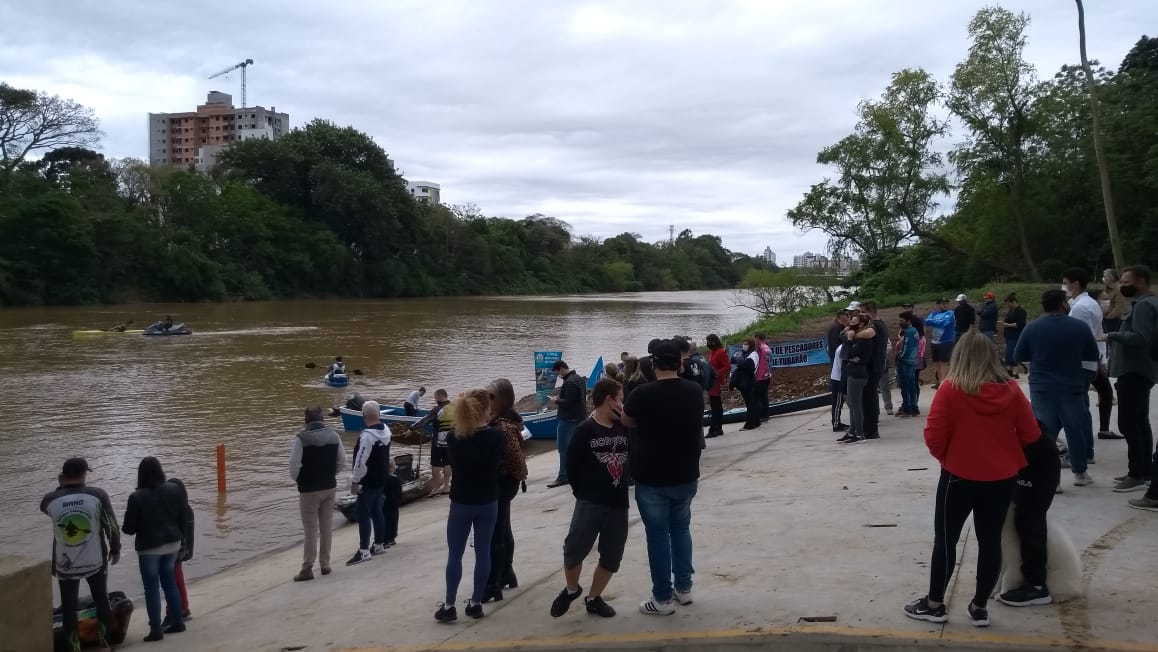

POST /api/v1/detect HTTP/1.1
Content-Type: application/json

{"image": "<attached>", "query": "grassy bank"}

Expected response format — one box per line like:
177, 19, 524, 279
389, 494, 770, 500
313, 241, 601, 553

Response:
724, 283, 1054, 342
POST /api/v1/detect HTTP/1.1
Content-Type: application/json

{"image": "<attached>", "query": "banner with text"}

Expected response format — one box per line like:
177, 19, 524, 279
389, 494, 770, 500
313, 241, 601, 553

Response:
534, 351, 563, 404
728, 337, 830, 370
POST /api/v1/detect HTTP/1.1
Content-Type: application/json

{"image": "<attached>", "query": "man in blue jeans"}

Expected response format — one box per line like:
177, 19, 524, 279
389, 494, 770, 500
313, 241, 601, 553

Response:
548, 360, 588, 488
347, 401, 393, 565
1014, 290, 1101, 488
620, 339, 702, 615
895, 314, 920, 416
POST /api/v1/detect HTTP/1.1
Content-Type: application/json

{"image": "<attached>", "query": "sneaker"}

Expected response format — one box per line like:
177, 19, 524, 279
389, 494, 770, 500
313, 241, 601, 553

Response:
546, 479, 569, 489
966, 602, 990, 627
1113, 477, 1147, 493
434, 603, 457, 623
902, 597, 947, 623
639, 597, 676, 616
293, 569, 315, 582
997, 584, 1053, 607
885, 408, 894, 415
384, 539, 397, 548
163, 622, 186, 635
550, 586, 583, 618
674, 589, 694, 605
1098, 430, 1125, 440
346, 549, 371, 566
585, 596, 616, 618
1127, 495, 1158, 512
1114, 473, 1130, 482
465, 601, 484, 619
836, 433, 857, 443
1073, 473, 1094, 487
370, 543, 387, 555
320, 567, 332, 576
833, 423, 849, 432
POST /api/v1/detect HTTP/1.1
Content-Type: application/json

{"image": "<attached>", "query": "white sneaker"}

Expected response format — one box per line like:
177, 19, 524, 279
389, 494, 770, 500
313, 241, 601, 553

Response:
639, 598, 675, 615
674, 589, 694, 605
370, 543, 387, 555
1073, 473, 1094, 487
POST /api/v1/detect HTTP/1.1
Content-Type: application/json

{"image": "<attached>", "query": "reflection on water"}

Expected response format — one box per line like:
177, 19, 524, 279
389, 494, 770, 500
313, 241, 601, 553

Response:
0, 291, 750, 595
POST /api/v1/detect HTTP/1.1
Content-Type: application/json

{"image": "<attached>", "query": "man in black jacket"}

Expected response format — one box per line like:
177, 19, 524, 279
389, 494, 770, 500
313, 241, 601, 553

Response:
978, 292, 999, 340
548, 360, 588, 488
550, 378, 629, 619
290, 406, 346, 581
860, 301, 889, 439
827, 310, 851, 431
955, 294, 977, 338
998, 429, 1061, 607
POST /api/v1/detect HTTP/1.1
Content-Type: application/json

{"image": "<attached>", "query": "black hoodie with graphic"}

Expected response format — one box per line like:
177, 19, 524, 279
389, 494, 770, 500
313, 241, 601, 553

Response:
567, 416, 630, 509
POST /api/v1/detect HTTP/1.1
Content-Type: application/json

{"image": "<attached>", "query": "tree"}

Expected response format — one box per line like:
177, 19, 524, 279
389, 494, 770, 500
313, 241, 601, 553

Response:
948, 7, 1043, 280
788, 69, 950, 260
731, 268, 830, 318
1074, 0, 1124, 269
0, 83, 101, 177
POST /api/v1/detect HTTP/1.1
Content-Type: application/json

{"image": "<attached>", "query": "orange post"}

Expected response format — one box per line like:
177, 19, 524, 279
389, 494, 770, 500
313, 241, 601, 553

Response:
216, 444, 226, 493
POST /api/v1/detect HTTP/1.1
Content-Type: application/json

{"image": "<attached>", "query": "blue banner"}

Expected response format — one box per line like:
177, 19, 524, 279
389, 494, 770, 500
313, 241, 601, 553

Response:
534, 351, 563, 404
587, 356, 605, 390
727, 337, 830, 370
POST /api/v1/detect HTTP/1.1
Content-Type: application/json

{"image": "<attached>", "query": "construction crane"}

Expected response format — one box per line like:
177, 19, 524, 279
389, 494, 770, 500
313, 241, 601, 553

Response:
208, 58, 254, 108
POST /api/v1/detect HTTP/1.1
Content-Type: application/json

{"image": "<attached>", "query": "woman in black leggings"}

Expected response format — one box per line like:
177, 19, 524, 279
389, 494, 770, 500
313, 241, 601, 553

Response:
904, 331, 1041, 627
434, 389, 505, 623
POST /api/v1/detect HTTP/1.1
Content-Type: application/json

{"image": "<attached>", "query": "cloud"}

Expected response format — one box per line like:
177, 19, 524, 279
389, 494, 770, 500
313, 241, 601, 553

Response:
2, 0, 1154, 260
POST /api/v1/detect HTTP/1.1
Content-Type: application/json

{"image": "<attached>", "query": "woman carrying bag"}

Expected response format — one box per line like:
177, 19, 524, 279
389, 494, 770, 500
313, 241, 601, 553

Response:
122, 457, 187, 642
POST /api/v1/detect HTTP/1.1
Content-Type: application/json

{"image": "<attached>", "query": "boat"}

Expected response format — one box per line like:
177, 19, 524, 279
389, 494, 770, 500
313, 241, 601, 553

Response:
338, 402, 557, 439
73, 329, 145, 336
323, 372, 350, 387
702, 393, 832, 426
142, 321, 192, 336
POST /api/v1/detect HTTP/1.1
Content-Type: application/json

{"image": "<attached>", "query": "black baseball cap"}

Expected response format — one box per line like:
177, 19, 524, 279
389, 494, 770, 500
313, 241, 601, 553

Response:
61, 457, 91, 476
649, 338, 682, 364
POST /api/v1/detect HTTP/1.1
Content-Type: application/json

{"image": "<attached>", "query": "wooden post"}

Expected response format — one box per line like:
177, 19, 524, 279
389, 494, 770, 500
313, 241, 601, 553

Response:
216, 444, 226, 493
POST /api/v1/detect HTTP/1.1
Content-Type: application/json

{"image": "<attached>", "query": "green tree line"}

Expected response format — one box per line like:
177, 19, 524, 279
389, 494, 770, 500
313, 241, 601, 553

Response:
787, 6, 1158, 295
0, 95, 770, 305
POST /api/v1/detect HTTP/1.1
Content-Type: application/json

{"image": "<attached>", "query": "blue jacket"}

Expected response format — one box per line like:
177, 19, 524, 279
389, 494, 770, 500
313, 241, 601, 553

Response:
1014, 314, 1100, 394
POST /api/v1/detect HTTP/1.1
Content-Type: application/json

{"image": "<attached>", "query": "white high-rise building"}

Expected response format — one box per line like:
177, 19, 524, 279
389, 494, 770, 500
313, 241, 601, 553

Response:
406, 180, 441, 204
762, 247, 776, 266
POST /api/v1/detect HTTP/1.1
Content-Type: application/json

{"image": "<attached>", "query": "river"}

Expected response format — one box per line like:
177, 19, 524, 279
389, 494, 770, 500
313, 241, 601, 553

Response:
0, 290, 752, 595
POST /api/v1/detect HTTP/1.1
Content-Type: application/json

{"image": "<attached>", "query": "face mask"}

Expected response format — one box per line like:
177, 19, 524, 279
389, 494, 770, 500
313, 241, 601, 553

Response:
1120, 284, 1138, 298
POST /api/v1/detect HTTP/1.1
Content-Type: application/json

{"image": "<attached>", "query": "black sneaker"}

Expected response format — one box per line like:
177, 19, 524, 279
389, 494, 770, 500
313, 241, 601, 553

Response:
966, 601, 990, 627
163, 622, 186, 635
903, 597, 947, 623
585, 596, 616, 618
833, 423, 849, 432
836, 433, 857, 443
346, 549, 371, 566
465, 601, 484, 619
434, 603, 457, 623
550, 586, 584, 617
997, 584, 1052, 607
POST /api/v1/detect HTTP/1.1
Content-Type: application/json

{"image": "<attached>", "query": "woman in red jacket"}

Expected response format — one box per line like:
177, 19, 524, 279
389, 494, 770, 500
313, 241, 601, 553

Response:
705, 334, 731, 438
904, 331, 1040, 628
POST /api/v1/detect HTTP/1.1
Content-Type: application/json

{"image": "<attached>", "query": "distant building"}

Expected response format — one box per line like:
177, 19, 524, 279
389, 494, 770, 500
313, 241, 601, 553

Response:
406, 180, 441, 204
148, 91, 289, 172
792, 251, 859, 276
762, 247, 777, 266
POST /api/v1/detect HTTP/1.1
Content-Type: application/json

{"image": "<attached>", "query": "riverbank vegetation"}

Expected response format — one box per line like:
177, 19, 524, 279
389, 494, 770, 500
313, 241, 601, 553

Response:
788, 7, 1158, 295
0, 94, 770, 306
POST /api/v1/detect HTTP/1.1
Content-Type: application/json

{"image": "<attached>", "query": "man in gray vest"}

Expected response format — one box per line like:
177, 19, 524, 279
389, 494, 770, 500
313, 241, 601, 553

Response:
290, 406, 346, 580
1103, 265, 1158, 511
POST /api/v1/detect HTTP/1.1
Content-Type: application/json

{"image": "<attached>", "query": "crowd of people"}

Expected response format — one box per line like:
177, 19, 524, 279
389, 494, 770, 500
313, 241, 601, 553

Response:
42, 265, 1158, 644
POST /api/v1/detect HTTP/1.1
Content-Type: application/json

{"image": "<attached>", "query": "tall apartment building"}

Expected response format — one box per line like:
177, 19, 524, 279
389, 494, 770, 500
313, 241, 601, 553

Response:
406, 180, 441, 204
792, 251, 829, 269
148, 91, 289, 172
762, 246, 776, 266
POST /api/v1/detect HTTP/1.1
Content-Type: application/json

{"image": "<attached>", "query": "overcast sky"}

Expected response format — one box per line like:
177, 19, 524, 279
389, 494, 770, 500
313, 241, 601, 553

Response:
2, 1, 1154, 260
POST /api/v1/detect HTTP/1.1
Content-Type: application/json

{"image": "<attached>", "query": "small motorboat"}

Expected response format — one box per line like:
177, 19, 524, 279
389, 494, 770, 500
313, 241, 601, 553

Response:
73, 329, 145, 337
142, 322, 192, 336
338, 400, 556, 438
700, 393, 832, 426
324, 372, 350, 387
338, 403, 427, 432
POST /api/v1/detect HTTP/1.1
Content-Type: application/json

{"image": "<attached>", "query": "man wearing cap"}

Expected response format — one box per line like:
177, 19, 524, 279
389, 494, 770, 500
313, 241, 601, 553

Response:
619, 339, 703, 615
42, 458, 121, 652
926, 299, 957, 389
954, 294, 976, 339
978, 292, 999, 341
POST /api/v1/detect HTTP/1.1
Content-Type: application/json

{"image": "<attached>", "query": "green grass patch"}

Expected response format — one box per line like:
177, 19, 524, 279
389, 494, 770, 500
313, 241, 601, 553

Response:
724, 282, 1055, 342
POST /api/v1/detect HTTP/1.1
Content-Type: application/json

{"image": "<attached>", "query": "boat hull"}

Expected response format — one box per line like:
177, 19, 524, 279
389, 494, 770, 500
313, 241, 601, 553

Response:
73, 330, 145, 336
324, 374, 350, 387
338, 404, 428, 432
702, 393, 831, 426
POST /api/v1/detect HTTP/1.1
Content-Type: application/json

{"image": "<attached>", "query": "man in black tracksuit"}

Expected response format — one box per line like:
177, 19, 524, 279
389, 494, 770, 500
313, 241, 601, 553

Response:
861, 301, 889, 439
998, 431, 1062, 606
827, 310, 850, 431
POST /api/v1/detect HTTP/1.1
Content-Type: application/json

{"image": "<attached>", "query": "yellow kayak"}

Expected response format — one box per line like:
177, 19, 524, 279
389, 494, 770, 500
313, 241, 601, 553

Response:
73, 329, 145, 336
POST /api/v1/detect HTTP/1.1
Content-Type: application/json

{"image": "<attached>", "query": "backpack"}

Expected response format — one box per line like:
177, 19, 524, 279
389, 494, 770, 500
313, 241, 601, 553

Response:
700, 357, 717, 391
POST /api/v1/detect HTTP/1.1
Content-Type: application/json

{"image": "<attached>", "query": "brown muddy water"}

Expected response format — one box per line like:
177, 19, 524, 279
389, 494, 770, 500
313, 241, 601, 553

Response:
0, 291, 751, 596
